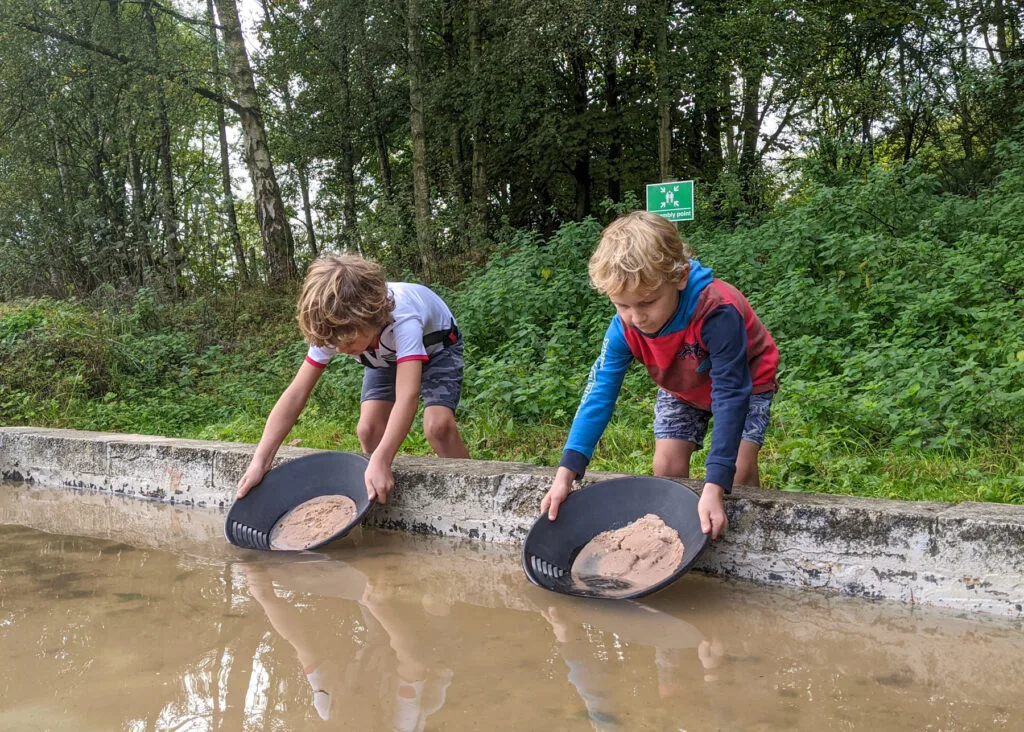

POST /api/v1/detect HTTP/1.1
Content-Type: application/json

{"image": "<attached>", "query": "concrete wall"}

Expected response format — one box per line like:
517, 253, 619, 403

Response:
2, 426, 1022, 617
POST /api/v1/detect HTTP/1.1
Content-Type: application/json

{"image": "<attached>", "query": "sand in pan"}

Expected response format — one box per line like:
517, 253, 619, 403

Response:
270, 495, 358, 551
572, 514, 684, 594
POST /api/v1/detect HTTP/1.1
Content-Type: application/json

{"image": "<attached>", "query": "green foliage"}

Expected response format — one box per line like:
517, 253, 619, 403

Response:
2, 156, 1024, 504
4, 0, 1023, 295
692, 154, 1024, 455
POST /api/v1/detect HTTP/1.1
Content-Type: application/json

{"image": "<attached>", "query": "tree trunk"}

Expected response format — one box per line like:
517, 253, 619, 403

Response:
723, 71, 737, 164
702, 1, 725, 185
47, 111, 86, 292
443, 0, 470, 254
605, 54, 622, 202
704, 76, 724, 184
373, 126, 393, 202
337, 44, 359, 250
207, 0, 250, 284
738, 57, 763, 206
468, 0, 488, 244
354, 10, 394, 203
295, 162, 318, 257
142, 0, 182, 296
103, 0, 133, 285
213, 0, 296, 285
125, 128, 150, 283
408, 0, 434, 276
994, 0, 1008, 61
656, 0, 672, 181
264, 0, 322, 259
570, 50, 591, 220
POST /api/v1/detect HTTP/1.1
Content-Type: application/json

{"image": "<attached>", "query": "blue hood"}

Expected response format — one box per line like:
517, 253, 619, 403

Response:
645, 258, 714, 336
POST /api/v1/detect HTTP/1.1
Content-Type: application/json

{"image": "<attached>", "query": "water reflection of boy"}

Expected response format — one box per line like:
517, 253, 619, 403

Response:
541, 605, 621, 731
360, 580, 454, 731
242, 562, 452, 730
539, 603, 726, 731
243, 564, 358, 721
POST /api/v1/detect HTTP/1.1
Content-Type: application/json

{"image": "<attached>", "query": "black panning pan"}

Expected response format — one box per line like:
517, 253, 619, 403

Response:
522, 476, 709, 600
225, 452, 372, 551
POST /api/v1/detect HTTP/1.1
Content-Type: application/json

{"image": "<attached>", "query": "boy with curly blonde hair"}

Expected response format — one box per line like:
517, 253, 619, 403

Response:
237, 255, 469, 504
541, 212, 779, 538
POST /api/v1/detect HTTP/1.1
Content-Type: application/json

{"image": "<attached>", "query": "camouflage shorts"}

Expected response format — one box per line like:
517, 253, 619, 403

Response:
360, 340, 464, 412
653, 388, 774, 448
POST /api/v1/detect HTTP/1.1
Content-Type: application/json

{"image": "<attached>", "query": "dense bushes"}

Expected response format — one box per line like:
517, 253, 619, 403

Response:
2, 159, 1023, 503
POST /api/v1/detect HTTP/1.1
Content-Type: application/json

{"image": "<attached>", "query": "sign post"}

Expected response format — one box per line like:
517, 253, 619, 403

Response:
645, 181, 694, 222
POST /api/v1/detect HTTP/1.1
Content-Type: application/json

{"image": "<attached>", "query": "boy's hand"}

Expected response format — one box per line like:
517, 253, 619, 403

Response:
364, 455, 394, 504
236, 457, 273, 500
541, 467, 576, 521
698, 482, 728, 539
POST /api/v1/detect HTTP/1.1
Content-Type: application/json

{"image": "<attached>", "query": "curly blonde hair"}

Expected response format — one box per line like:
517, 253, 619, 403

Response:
589, 211, 693, 296
297, 255, 395, 347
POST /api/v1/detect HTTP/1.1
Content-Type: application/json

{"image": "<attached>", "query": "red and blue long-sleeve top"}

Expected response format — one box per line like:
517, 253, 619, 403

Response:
560, 260, 779, 492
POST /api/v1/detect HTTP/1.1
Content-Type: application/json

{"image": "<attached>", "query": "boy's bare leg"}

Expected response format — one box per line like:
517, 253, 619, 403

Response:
653, 438, 697, 478
423, 405, 470, 458
734, 440, 762, 487
357, 400, 393, 454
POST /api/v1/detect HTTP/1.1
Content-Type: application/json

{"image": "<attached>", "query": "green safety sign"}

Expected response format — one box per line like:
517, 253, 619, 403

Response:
646, 181, 694, 222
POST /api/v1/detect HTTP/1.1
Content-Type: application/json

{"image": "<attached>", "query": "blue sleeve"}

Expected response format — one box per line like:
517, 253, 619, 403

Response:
701, 305, 752, 493
559, 317, 634, 477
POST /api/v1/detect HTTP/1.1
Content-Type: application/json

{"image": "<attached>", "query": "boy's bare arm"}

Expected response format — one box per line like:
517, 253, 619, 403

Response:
364, 359, 423, 503
236, 361, 324, 499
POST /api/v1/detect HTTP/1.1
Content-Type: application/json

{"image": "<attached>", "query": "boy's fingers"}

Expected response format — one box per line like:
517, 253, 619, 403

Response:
547, 496, 561, 521
699, 509, 711, 535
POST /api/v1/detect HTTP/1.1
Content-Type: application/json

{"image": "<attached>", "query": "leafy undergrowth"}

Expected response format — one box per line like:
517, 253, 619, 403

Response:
3, 156, 1024, 504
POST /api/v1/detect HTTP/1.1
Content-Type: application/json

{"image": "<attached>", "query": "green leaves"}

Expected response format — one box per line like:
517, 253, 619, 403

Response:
2, 152, 1024, 505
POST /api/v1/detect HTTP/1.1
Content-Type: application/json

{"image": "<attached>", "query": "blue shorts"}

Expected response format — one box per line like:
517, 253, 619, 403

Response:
653, 389, 774, 449
360, 340, 464, 412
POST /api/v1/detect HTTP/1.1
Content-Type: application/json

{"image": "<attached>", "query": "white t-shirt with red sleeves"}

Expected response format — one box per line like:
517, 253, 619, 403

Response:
304, 282, 457, 369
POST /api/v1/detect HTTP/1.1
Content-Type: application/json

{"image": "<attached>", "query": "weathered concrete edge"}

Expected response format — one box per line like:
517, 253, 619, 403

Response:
2, 426, 1023, 618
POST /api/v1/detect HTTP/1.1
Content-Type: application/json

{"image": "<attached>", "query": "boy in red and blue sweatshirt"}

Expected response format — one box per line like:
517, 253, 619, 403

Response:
541, 212, 779, 539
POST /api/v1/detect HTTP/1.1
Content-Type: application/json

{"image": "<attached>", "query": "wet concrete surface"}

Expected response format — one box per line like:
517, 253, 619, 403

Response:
5, 427, 1024, 615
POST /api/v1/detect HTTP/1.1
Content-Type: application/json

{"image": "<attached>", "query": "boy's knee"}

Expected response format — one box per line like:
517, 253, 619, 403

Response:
653, 453, 690, 479
653, 439, 697, 478
735, 441, 762, 487
357, 420, 384, 452
737, 464, 761, 487
423, 412, 458, 445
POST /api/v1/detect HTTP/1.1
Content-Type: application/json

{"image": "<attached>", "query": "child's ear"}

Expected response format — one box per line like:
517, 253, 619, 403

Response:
676, 262, 691, 291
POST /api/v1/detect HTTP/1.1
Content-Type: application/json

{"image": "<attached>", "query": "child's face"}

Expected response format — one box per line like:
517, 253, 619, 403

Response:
610, 276, 688, 334
334, 329, 378, 356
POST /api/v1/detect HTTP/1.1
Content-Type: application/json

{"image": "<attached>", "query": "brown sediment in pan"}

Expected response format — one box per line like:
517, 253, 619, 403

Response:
572, 514, 684, 591
270, 495, 358, 551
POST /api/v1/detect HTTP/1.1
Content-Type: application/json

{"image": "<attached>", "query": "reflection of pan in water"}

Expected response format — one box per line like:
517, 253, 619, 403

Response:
524, 585, 705, 650
253, 555, 370, 601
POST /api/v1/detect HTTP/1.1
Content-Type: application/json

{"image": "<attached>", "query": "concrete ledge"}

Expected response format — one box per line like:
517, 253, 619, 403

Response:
2, 426, 1023, 617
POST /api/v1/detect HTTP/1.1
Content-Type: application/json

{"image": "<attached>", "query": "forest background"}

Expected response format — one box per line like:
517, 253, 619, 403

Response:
1, 0, 1023, 502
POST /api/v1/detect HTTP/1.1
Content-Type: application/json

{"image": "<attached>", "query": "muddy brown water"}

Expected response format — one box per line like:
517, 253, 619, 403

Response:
1, 480, 1022, 731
